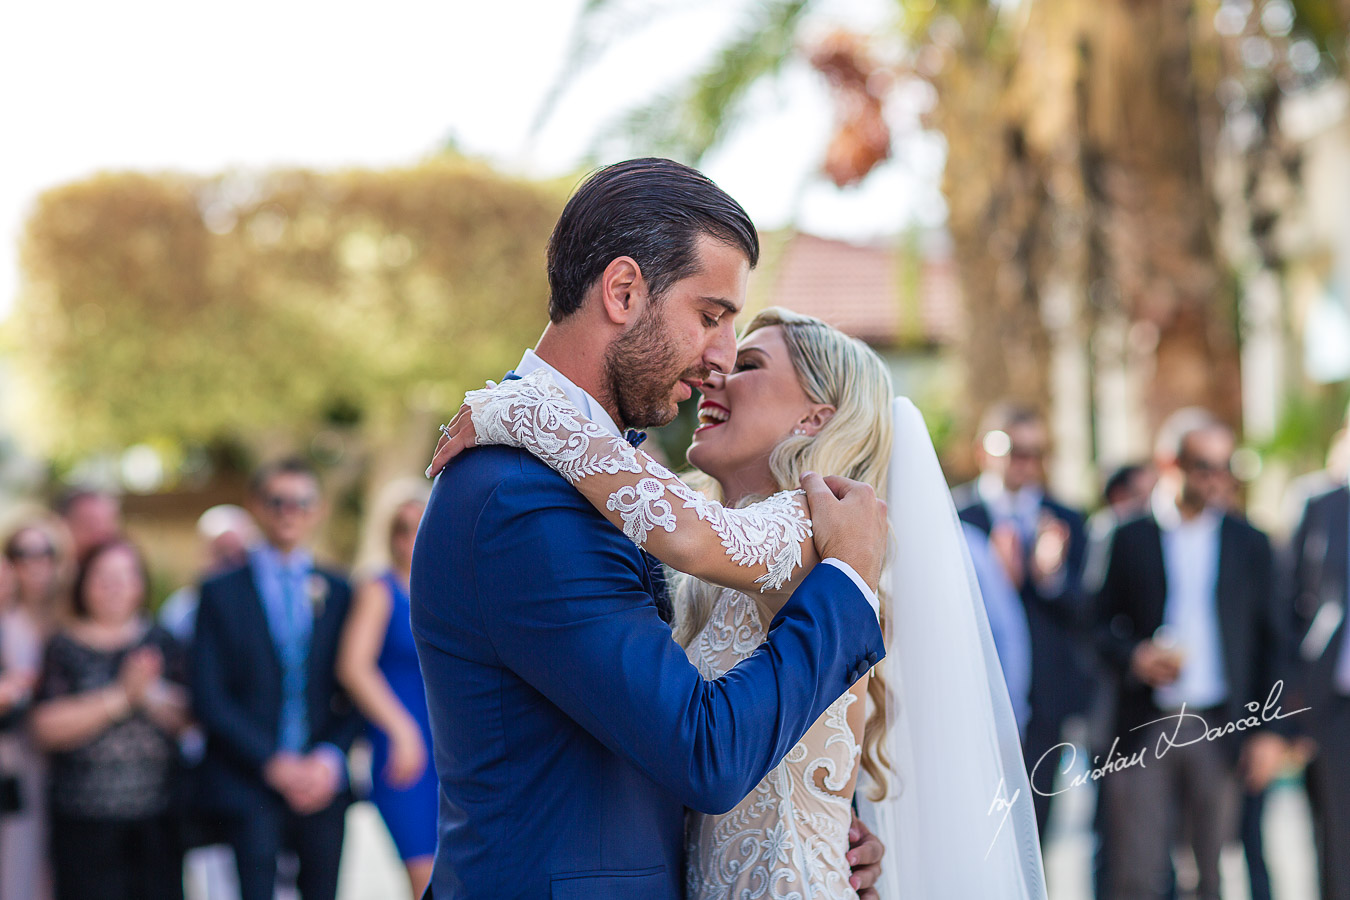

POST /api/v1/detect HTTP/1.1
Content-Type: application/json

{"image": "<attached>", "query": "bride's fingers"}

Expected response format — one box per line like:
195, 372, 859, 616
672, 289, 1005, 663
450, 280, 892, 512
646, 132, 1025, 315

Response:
426, 421, 479, 478
427, 405, 478, 478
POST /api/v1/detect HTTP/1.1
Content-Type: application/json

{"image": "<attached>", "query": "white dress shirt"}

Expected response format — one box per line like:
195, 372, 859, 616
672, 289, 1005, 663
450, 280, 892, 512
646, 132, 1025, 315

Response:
1153, 491, 1229, 710
515, 348, 880, 618
977, 472, 1043, 541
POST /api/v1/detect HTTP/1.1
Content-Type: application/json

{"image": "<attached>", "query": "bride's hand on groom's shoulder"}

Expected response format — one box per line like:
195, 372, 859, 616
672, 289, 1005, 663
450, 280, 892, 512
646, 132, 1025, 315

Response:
800, 472, 888, 593
426, 404, 477, 478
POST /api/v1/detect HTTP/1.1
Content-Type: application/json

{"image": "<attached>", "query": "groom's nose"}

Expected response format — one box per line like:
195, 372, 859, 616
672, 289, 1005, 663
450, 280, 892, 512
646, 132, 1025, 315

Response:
705, 323, 737, 375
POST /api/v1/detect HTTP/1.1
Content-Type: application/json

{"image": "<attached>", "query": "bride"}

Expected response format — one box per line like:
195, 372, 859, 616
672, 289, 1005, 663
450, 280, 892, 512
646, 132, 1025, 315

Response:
430, 308, 1045, 898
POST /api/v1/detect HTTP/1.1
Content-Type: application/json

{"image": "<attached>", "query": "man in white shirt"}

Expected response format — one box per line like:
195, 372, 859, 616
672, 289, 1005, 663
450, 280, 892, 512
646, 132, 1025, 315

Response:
1094, 409, 1287, 900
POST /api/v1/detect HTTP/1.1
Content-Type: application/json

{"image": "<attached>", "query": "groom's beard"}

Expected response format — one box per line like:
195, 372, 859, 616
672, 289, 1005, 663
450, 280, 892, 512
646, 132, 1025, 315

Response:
604, 302, 708, 430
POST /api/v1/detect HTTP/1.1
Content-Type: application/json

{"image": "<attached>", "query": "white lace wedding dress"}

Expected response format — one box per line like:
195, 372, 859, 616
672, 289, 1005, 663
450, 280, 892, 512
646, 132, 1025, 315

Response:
456, 369, 1048, 899
684, 585, 860, 900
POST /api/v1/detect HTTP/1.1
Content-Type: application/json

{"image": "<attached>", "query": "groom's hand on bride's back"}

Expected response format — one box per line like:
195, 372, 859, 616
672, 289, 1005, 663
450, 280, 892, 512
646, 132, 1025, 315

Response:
847, 813, 886, 899
800, 472, 888, 592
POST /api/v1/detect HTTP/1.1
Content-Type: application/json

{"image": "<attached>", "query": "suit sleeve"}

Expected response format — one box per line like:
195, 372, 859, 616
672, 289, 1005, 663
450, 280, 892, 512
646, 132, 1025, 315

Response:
470, 473, 884, 815
189, 580, 275, 771
1248, 526, 1297, 737
1277, 505, 1317, 732
1029, 508, 1091, 629
1094, 525, 1140, 673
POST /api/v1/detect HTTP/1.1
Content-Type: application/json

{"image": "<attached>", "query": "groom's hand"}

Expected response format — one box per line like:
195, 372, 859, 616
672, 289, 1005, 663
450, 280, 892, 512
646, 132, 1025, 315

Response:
801, 472, 888, 591
848, 814, 885, 898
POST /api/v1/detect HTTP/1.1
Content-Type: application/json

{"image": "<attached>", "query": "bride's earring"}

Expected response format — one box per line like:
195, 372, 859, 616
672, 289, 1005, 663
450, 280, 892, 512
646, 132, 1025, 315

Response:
792, 426, 807, 436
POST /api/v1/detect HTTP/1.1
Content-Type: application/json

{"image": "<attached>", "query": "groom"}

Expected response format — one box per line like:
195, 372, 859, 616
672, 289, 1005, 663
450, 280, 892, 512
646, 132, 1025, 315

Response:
411, 158, 889, 899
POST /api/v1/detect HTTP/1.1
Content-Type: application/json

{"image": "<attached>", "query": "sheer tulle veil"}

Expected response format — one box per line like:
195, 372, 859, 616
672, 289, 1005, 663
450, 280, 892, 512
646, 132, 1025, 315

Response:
855, 397, 1047, 899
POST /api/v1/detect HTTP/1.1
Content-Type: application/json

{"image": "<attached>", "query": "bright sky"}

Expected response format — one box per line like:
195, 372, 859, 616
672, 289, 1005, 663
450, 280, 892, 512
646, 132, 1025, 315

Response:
0, 0, 946, 320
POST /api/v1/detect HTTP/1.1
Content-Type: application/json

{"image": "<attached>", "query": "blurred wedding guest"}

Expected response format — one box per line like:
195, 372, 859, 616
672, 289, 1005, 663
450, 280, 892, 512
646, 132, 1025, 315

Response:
1194, 447, 1276, 900
31, 539, 191, 900
1286, 421, 1350, 900
1094, 409, 1288, 900
0, 523, 65, 900
1082, 463, 1156, 900
190, 458, 361, 900
157, 505, 259, 900
55, 488, 121, 563
1103, 464, 1156, 521
953, 403, 1090, 832
961, 521, 1033, 735
1084, 463, 1158, 607
159, 505, 260, 643
337, 486, 434, 898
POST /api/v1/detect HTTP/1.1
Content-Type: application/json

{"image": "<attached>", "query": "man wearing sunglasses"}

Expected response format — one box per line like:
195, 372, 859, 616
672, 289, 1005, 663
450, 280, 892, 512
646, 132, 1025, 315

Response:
953, 403, 1091, 835
189, 458, 361, 900
1094, 408, 1288, 900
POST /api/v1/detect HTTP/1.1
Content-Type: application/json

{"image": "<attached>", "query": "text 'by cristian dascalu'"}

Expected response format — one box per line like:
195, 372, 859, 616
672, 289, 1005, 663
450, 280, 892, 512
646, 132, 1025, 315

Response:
983, 679, 1308, 857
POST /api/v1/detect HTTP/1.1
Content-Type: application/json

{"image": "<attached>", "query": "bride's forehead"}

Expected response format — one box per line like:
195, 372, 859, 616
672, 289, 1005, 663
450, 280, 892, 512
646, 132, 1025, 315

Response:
736, 326, 786, 355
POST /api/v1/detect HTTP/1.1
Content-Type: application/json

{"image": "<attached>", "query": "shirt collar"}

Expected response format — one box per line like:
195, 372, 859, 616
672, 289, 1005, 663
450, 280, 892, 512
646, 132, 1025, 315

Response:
977, 472, 1043, 516
251, 543, 313, 575
516, 348, 624, 438
1151, 486, 1221, 533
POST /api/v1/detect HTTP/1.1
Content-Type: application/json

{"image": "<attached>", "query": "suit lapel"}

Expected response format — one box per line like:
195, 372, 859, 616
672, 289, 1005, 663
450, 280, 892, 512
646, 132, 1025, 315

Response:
241, 564, 284, 675
1214, 517, 1243, 690
1315, 489, 1350, 684
1143, 519, 1168, 634
1326, 488, 1350, 609
955, 485, 993, 535
305, 570, 335, 685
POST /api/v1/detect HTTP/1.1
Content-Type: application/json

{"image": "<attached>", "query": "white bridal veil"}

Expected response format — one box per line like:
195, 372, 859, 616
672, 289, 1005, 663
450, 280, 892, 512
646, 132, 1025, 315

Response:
856, 398, 1047, 899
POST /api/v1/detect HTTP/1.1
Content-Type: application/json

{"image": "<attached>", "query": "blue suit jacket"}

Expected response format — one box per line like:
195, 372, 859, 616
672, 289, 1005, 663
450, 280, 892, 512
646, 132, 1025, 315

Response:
411, 445, 885, 899
189, 562, 362, 813
953, 483, 1093, 723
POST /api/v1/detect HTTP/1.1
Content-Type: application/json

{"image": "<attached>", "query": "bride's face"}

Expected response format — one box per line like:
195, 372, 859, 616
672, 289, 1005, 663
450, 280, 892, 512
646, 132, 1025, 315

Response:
687, 326, 819, 496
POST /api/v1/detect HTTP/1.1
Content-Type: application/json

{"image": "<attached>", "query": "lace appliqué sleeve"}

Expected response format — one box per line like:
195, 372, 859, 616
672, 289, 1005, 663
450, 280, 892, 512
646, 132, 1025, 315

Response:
466, 370, 644, 482
463, 369, 813, 592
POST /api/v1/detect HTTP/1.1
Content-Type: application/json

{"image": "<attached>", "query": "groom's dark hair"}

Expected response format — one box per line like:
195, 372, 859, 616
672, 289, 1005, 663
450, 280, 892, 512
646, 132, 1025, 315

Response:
546, 158, 759, 322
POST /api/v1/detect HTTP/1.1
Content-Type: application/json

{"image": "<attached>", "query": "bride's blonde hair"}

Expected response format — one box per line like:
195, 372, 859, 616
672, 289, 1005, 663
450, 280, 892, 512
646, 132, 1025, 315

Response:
671, 306, 896, 798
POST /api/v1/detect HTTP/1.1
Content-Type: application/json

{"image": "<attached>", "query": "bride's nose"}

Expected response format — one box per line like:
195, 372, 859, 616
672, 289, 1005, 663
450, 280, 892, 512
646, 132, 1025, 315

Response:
701, 371, 726, 393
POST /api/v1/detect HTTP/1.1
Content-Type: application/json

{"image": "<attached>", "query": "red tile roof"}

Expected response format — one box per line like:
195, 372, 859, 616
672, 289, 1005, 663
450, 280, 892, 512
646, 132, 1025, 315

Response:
753, 232, 962, 348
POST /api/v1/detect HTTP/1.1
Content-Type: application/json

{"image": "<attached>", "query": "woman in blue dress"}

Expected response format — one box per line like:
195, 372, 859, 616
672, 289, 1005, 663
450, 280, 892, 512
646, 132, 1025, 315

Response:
338, 494, 435, 897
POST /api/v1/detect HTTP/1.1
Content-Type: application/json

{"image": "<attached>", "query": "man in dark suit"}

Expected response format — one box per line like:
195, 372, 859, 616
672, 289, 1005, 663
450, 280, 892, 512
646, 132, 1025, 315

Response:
953, 404, 1091, 833
190, 458, 361, 900
1287, 456, 1350, 900
412, 158, 889, 899
1095, 410, 1288, 900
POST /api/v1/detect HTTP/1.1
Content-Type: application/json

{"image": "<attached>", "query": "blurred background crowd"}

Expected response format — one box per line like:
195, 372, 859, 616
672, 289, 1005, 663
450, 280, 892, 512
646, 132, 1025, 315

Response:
6, 0, 1350, 897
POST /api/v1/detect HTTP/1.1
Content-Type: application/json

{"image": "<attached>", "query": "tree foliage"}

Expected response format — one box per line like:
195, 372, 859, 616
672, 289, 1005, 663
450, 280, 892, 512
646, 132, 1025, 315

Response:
553, 0, 1349, 453
11, 161, 564, 463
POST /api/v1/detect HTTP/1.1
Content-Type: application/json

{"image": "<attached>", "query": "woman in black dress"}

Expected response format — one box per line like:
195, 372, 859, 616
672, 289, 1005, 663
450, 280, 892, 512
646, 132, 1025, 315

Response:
32, 538, 191, 900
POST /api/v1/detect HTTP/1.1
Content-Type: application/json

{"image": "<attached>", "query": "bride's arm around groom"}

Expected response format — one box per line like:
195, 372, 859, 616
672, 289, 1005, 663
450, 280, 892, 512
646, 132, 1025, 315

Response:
412, 439, 886, 897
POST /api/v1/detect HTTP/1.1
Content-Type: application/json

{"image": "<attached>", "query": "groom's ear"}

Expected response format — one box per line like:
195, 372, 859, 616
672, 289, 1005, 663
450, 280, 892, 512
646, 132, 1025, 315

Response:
597, 256, 647, 325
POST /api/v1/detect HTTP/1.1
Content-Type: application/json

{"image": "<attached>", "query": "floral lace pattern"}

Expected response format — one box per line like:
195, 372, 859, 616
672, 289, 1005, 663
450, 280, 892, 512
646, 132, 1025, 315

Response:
466, 372, 644, 483
463, 369, 812, 592
685, 588, 860, 900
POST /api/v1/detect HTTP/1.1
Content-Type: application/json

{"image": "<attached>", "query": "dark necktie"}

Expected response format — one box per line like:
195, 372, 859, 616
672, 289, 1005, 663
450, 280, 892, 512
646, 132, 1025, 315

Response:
642, 550, 674, 624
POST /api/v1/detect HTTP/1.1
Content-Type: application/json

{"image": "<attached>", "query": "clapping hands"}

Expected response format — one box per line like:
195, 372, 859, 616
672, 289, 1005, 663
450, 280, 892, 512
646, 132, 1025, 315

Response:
118, 646, 163, 707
